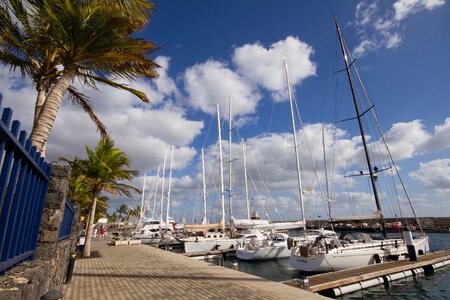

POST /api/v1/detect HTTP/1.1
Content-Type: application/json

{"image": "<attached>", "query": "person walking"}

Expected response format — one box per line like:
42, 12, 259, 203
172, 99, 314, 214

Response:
100, 226, 105, 240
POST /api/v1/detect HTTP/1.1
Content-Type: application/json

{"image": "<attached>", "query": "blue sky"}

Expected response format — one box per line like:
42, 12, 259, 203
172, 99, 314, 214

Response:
1, 0, 449, 222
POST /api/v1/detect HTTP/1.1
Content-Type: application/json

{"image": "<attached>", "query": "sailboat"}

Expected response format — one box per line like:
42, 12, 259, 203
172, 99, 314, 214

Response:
236, 57, 313, 261
134, 149, 183, 244
180, 104, 238, 254
289, 20, 430, 272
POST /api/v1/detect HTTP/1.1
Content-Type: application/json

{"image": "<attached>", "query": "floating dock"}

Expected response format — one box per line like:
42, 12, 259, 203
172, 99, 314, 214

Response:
283, 249, 450, 298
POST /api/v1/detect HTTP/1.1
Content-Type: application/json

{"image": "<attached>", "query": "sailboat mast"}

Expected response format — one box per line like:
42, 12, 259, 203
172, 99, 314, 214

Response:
166, 146, 174, 230
135, 173, 147, 233
241, 139, 250, 219
217, 104, 226, 229
322, 126, 332, 220
284, 57, 306, 228
228, 95, 233, 218
201, 148, 208, 224
152, 165, 161, 219
322, 126, 334, 230
334, 20, 387, 237
160, 154, 166, 230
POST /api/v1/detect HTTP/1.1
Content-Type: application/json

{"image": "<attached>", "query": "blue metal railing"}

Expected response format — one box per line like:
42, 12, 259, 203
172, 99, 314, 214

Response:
58, 197, 75, 241
0, 98, 51, 273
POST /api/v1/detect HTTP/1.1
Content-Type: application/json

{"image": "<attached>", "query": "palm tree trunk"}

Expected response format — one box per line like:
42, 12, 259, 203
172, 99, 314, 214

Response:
30, 65, 77, 155
83, 196, 98, 257
34, 84, 47, 127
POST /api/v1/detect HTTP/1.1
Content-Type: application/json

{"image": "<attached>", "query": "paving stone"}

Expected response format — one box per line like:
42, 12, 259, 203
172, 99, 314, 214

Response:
63, 240, 326, 300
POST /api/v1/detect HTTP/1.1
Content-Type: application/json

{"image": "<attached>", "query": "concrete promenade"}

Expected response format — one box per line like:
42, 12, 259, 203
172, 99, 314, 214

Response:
63, 240, 326, 299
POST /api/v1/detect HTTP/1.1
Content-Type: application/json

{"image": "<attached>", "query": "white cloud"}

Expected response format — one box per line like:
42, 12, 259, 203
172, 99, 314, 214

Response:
385, 32, 402, 48
355, 1, 379, 27
424, 118, 450, 151
353, 0, 445, 56
394, 0, 445, 20
182, 37, 317, 124
183, 60, 260, 118
0, 67, 36, 131
1, 58, 203, 173
146, 56, 180, 105
382, 120, 430, 159
354, 39, 377, 57
232, 36, 317, 101
47, 95, 203, 172
410, 159, 450, 193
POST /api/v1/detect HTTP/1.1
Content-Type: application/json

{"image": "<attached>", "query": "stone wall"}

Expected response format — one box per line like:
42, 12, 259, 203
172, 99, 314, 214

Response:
0, 164, 81, 300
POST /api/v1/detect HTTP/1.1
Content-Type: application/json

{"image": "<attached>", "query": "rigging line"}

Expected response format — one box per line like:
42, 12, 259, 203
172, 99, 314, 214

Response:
329, 125, 337, 211
391, 167, 403, 218
266, 94, 277, 134
248, 168, 273, 223
201, 110, 216, 149
352, 58, 424, 234
248, 153, 283, 222
292, 94, 331, 220
239, 145, 267, 220
344, 175, 356, 216
144, 169, 160, 220
192, 181, 201, 223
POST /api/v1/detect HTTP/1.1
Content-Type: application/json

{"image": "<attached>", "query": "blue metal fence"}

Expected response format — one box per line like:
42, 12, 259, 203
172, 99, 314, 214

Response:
0, 99, 52, 273
58, 197, 75, 241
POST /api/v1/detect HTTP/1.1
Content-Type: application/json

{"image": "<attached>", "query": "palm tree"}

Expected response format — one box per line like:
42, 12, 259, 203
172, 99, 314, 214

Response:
80, 137, 139, 257
0, 0, 160, 155
106, 212, 118, 225
62, 157, 109, 227
116, 203, 129, 223
127, 205, 142, 224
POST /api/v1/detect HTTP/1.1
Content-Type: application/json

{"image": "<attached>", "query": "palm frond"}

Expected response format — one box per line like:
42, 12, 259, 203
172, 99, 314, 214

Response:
67, 86, 108, 138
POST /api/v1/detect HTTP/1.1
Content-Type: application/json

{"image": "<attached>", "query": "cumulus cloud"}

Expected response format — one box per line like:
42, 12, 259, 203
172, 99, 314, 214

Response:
394, 0, 445, 20
0, 67, 36, 131
382, 120, 431, 159
232, 36, 317, 101
353, 0, 445, 56
410, 159, 450, 194
146, 56, 180, 105
183, 60, 260, 118
107, 116, 450, 220
183, 36, 317, 125
1, 57, 203, 174
380, 118, 450, 158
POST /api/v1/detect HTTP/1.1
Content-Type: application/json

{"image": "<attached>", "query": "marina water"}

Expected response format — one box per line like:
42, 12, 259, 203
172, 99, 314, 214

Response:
218, 232, 450, 299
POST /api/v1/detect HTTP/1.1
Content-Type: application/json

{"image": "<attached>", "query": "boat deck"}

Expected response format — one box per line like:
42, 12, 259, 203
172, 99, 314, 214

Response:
283, 249, 450, 295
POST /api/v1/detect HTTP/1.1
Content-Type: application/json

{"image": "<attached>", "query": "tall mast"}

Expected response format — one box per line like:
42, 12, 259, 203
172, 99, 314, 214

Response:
159, 154, 166, 229
241, 139, 250, 219
166, 146, 174, 230
322, 125, 333, 230
201, 148, 208, 224
334, 20, 387, 237
152, 165, 161, 219
228, 95, 233, 218
284, 57, 306, 228
217, 104, 226, 229
135, 173, 147, 233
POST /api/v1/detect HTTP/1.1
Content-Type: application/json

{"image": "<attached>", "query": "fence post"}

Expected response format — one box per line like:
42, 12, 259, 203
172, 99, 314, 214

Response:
34, 164, 74, 291
35, 165, 71, 259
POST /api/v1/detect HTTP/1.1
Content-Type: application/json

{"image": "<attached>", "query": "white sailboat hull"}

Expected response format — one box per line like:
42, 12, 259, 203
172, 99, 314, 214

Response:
182, 238, 237, 253
289, 236, 430, 272
236, 243, 290, 260
236, 230, 337, 261
133, 235, 161, 244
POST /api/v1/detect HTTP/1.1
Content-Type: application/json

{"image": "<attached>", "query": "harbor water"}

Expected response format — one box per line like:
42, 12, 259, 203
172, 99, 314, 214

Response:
210, 232, 450, 299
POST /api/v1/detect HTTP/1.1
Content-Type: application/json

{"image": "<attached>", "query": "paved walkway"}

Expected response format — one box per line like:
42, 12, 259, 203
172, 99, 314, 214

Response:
63, 240, 326, 299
